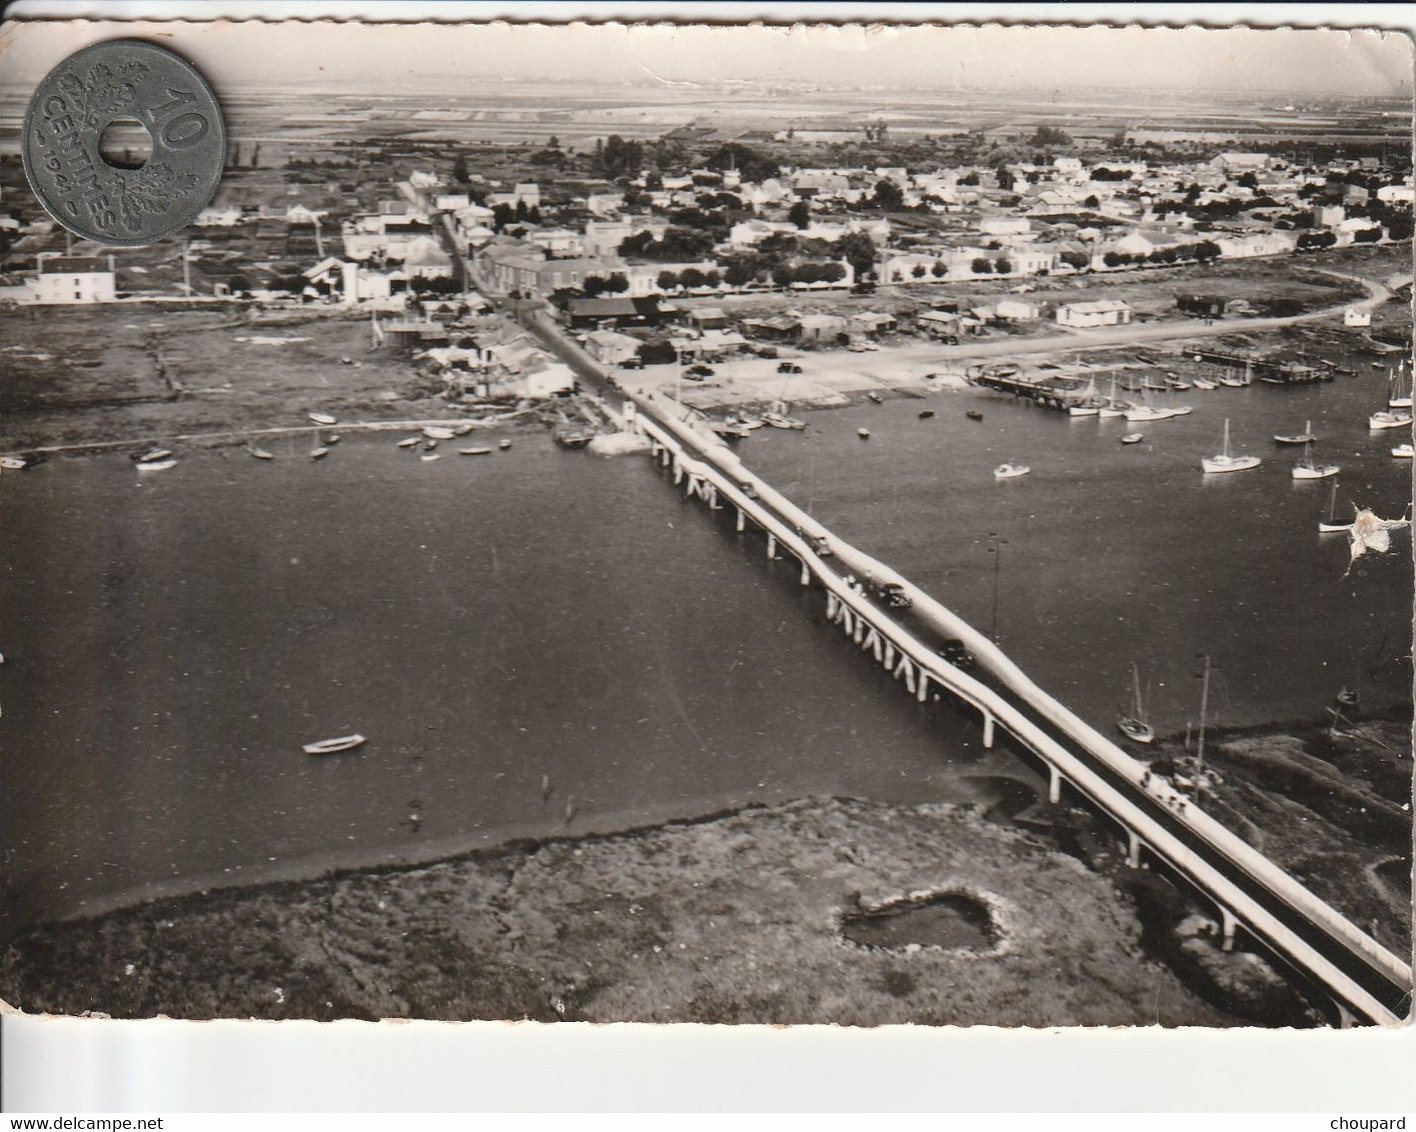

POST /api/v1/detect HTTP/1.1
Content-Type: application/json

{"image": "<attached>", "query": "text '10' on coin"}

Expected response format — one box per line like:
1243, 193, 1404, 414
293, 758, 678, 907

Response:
22, 38, 226, 247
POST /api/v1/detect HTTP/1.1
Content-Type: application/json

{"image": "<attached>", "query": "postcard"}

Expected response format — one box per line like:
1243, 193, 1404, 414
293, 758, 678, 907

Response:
0, 9, 1412, 1108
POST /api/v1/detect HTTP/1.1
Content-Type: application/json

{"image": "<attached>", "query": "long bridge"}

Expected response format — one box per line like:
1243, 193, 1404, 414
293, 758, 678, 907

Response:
497, 287, 1412, 1027
626, 397, 1412, 1028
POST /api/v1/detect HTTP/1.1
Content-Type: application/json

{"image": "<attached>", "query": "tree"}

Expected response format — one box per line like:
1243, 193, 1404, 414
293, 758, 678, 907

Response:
1084, 194, 1100, 210
723, 259, 759, 287
833, 232, 877, 278
959, 171, 980, 186
1237, 171, 1259, 190
872, 179, 905, 210
702, 268, 723, 288
491, 203, 516, 231
787, 200, 812, 230
931, 261, 947, 278
971, 256, 993, 274
1030, 125, 1072, 147
994, 256, 1012, 274
599, 135, 643, 178
1102, 251, 1125, 268
994, 164, 1015, 191
704, 143, 779, 183
678, 267, 708, 289
771, 263, 796, 288
638, 338, 678, 366
912, 263, 928, 279
1194, 239, 1222, 260
547, 135, 560, 149
818, 262, 846, 284
1059, 250, 1090, 270
657, 270, 680, 292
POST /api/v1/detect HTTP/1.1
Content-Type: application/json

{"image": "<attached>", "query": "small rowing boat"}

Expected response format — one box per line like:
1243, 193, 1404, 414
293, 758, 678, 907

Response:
136, 458, 177, 471
918, 409, 935, 419
134, 447, 173, 463
1, 456, 29, 470
866, 392, 883, 404
421, 453, 442, 462
397, 437, 420, 448
499, 440, 513, 450
303, 734, 366, 755
422, 426, 456, 440
857, 428, 871, 439
460, 446, 494, 456
965, 410, 983, 421
994, 463, 1030, 480
309, 447, 330, 460
308, 413, 337, 426
245, 444, 274, 460
1120, 433, 1144, 445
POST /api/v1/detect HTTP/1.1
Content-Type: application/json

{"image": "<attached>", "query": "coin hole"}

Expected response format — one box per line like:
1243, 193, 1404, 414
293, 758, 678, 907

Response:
99, 117, 153, 170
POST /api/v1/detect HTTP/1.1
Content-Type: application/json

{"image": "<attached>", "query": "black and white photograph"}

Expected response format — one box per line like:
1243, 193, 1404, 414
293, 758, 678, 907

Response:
0, 13, 1411, 1037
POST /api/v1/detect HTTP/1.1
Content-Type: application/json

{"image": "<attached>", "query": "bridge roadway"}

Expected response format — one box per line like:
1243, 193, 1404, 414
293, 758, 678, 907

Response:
631, 401, 1412, 1027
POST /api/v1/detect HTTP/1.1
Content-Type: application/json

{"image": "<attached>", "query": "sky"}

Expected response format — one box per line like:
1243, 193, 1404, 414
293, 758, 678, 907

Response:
1, 18, 1412, 97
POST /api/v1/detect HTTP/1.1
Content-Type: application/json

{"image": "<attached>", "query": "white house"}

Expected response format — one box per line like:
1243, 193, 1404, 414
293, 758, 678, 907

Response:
1056, 299, 1132, 328
1344, 307, 1372, 328
31, 254, 117, 304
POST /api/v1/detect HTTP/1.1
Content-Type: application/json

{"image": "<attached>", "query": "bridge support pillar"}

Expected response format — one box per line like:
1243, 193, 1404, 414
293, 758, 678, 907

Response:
1219, 907, 1238, 952
981, 711, 994, 749
826, 593, 838, 618
916, 673, 929, 703
1048, 765, 1062, 805
1126, 830, 1142, 869
800, 560, 811, 586
766, 533, 777, 560
1334, 1002, 1358, 1030
736, 507, 746, 533
708, 485, 722, 511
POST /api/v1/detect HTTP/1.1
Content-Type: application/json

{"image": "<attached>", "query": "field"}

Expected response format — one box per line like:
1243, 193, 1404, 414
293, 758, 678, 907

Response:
0, 305, 450, 450
1, 796, 1263, 1026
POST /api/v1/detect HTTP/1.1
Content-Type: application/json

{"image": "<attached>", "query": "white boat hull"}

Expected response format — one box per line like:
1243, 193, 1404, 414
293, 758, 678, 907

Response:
1369, 413, 1413, 431
1293, 464, 1340, 480
994, 464, 1030, 479
1202, 455, 1261, 474
1392, 445, 1414, 459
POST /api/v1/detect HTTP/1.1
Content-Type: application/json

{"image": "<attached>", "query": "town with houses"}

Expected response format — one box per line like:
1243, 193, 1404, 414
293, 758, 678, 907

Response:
0, 121, 1412, 417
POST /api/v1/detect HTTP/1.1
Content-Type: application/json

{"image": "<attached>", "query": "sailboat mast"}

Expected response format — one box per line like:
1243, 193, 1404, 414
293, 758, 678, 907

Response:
1196, 654, 1211, 783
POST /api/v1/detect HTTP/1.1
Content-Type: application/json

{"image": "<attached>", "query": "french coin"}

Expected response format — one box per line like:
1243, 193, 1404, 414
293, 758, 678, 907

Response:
22, 38, 226, 247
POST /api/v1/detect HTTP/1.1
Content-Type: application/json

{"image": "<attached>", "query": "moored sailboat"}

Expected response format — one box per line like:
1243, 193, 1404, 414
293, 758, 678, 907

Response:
1292, 438, 1340, 481
1318, 481, 1351, 533
1202, 418, 1260, 474
1118, 663, 1154, 744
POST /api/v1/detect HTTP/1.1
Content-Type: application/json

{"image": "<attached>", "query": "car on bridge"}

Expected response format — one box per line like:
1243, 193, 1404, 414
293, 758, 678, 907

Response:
870, 581, 912, 609
936, 640, 975, 669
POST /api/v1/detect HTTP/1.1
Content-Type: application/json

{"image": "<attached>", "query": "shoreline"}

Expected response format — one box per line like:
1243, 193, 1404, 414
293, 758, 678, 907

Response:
19, 708, 1406, 938
0, 795, 1251, 1027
